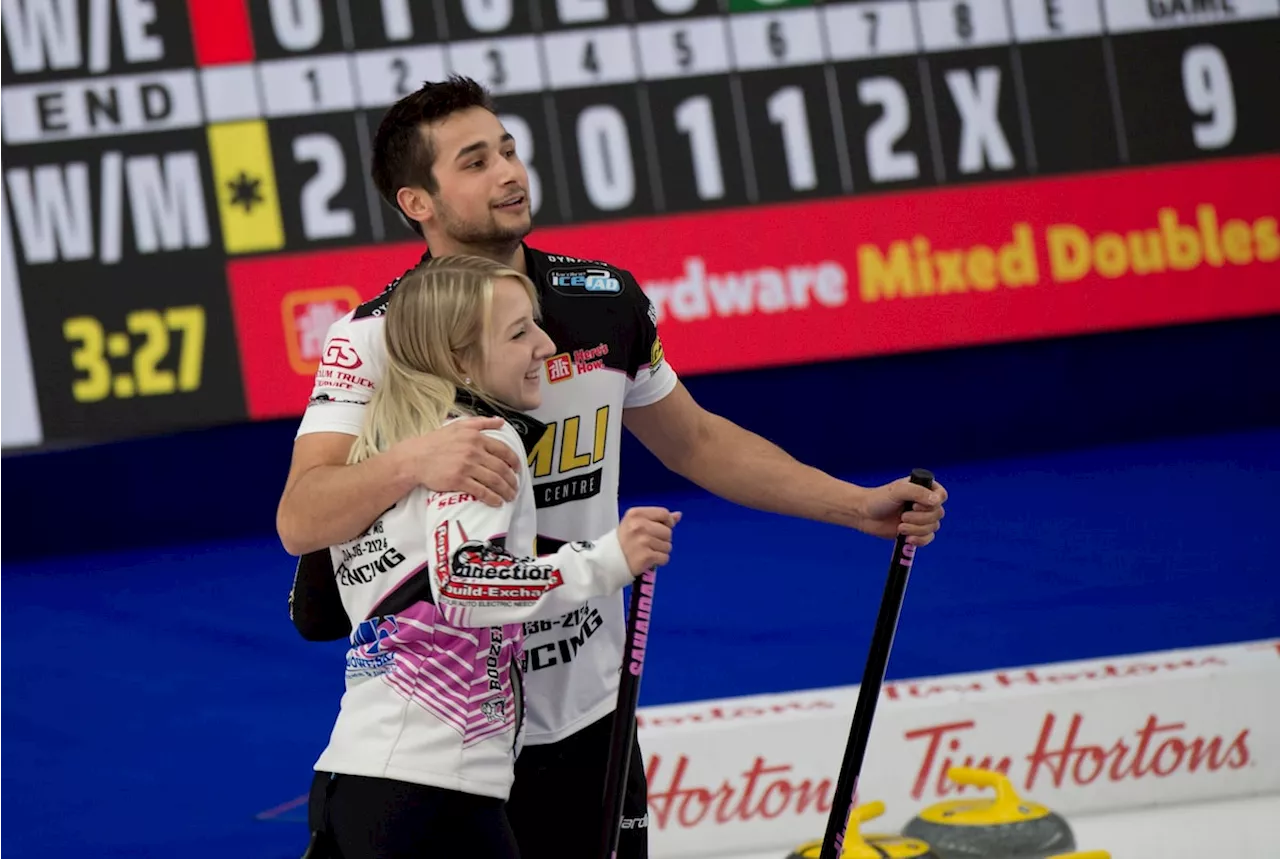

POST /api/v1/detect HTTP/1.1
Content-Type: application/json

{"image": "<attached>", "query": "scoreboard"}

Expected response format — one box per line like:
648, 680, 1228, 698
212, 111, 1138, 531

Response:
2, 0, 1278, 449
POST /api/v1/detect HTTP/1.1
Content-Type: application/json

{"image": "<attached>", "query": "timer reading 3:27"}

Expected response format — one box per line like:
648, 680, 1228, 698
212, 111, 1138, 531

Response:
62, 306, 206, 403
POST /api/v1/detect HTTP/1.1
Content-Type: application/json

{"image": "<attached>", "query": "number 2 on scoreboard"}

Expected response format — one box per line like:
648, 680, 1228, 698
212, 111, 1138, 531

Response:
293, 134, 357, 241
390, 58, 410, 95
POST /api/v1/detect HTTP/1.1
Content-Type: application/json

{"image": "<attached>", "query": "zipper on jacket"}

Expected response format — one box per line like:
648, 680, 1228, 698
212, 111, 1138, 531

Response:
511, 648, 525, 753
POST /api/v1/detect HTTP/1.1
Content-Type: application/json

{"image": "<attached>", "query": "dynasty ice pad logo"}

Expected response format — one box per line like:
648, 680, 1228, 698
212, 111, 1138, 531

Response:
550, 268, 621, 293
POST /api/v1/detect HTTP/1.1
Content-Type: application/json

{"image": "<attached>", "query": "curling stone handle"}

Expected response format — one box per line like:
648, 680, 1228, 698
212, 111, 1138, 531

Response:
946, 767, 1021, 812
832, 800, 887, 854
852, 800, 886, 824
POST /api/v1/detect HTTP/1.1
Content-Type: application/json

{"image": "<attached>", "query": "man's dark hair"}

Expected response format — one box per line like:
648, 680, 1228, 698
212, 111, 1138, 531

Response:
371, 75, 497, 235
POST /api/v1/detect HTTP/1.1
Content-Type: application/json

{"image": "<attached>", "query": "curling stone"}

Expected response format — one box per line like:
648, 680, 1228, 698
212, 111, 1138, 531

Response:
786, 800, 939, 858
900, 767, 1075, 859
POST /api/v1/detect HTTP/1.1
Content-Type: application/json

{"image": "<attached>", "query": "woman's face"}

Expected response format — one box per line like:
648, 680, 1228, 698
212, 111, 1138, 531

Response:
472, 277, 555, 411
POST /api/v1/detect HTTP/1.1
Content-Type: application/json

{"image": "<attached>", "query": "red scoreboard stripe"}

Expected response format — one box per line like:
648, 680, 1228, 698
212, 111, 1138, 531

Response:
227, 155, 1280, 421
186, 0, 255, 65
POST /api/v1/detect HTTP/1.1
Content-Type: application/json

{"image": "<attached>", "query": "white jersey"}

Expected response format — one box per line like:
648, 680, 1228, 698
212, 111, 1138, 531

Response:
313, 415, 634, 798
297, 244, 679, 745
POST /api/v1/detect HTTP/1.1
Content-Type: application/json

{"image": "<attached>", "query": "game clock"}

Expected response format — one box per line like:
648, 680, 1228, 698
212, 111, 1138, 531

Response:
63, 306, 206, 402
31, 277, 247, 441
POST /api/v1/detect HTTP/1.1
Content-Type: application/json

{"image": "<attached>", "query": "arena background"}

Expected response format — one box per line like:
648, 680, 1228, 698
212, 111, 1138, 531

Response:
2, 1, 1279, 857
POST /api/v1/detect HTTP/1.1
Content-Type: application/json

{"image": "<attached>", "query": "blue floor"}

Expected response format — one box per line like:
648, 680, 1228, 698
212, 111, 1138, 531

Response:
3, 427, 1279, 858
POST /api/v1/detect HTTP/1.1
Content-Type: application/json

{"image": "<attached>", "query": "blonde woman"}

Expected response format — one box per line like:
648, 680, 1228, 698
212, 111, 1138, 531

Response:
302, 256, 680, 859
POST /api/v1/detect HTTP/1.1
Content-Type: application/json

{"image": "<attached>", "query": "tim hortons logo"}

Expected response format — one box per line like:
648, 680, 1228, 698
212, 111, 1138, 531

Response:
882, 654, 1229, 701
904, 712, 1252, 801
645, 753, 836, 830
637, 698, 836, 729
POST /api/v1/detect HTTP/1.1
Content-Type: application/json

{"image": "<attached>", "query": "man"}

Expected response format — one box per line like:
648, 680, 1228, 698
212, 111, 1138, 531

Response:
278, 76, 947, 859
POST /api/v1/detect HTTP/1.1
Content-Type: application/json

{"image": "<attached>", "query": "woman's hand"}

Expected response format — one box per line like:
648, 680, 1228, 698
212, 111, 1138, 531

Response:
618, 507, 683, 574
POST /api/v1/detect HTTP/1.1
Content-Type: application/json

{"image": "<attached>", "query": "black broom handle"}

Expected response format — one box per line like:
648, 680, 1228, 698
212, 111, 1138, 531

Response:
600, 568, 657, 859
820, 468, 936, 859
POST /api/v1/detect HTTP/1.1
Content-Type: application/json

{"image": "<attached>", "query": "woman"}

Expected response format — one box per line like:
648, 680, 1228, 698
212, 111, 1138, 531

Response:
303, 255, 680, 859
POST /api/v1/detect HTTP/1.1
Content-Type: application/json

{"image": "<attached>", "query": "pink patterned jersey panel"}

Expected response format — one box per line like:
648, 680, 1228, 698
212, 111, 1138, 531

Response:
348, 601, 524, 746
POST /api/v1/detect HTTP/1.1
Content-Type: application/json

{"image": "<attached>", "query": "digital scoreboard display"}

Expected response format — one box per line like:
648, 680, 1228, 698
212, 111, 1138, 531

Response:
3, 0, 1277, 447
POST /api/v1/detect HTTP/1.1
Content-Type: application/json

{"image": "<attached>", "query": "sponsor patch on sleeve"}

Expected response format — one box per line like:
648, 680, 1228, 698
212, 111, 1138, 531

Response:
322, 337, 363, 369
441, 540, 564, 604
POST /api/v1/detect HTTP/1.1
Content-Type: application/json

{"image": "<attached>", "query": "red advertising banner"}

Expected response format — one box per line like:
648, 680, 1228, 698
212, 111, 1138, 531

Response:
227, 155, 1280, 421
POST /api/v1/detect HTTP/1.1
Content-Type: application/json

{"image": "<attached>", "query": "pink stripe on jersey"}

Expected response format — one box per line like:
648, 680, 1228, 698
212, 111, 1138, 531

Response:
431, 626, 482, 663
382, 670, 467, 735
413, 681, 469, 725
464, 718, 516, 748
395, 643, 470, 700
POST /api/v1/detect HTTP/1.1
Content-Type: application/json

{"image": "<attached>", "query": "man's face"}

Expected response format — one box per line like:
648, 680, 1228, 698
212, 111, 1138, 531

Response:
424, 107, 532, 246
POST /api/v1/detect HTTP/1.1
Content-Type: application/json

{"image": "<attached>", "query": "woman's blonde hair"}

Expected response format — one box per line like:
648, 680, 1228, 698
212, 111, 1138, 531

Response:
348, 255, 539, 465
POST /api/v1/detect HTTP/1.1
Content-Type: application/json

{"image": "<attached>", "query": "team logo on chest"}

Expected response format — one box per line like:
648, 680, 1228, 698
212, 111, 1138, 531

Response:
547, 267, 622, 295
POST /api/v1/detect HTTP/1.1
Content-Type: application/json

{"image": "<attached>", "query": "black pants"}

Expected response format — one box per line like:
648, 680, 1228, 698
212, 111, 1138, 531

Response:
506, 713, 650, 859
306, 771, 519, 859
